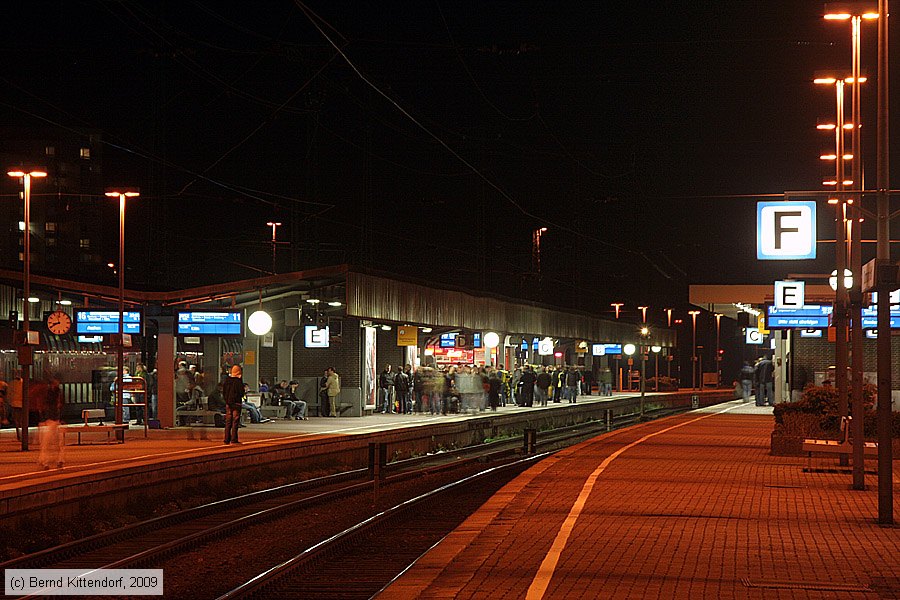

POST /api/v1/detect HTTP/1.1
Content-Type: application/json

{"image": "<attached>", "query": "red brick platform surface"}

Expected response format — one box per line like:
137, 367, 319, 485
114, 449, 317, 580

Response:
383, 402, 900, 599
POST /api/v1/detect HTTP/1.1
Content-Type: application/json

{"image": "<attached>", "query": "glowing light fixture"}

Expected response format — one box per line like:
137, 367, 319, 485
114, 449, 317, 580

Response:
623, 343, 636, 356
829, 268, 854, 291
248, 310, 272, 335
483, 331, 500, 348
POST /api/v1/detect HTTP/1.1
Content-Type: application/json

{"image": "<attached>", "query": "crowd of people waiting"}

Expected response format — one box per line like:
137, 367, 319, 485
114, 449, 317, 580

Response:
377, 363, 609, 415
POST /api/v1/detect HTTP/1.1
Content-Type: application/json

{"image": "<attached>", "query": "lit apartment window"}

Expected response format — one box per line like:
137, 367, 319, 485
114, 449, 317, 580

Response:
45, 222, 57, 232
45, 146, 55, 156
79, 238, 90, 249
79, 147, 91, 159
47, 238, 57, 247
18, 252, 23, 262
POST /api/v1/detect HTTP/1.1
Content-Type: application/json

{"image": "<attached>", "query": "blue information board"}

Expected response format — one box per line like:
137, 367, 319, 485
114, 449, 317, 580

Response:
75, 310, 142, 334
440, 333, 456, 348
592, 343, 623, 356
766, 305, 832, 329
177, 311, 243, 335
859, 306, 900, 329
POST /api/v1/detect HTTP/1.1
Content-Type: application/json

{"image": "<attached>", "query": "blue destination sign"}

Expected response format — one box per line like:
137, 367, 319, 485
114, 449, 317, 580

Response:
592, 343, 623, 356
177, 311, 243, 335
766, 305, 832, 329
75, 310, 142, 334
859, 307, 900, 329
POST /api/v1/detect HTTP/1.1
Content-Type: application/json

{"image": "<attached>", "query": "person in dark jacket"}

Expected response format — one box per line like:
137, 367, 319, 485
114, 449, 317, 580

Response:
487, 370, 501, 411
566, 367, 580, 403
519, 366, 536, 407
223, 365, 244, 444
535, 367, 552, 407
755, 356, 775, 407
379, 364, 394, 413
318, 369, 331, 417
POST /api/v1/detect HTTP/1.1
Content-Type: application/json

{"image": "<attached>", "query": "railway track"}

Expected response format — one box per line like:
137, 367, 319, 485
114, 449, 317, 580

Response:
215, 457, 542, 600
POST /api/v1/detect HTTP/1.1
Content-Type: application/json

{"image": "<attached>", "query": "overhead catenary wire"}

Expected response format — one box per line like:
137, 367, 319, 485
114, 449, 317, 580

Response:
293, 0, 676, 281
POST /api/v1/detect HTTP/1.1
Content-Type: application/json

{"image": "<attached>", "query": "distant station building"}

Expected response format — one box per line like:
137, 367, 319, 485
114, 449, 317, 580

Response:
0, 265, 674, 428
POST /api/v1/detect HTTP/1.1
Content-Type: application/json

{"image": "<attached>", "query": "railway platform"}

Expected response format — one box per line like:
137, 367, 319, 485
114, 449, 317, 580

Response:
0, 390, 733, 524
383, 401, 900, 600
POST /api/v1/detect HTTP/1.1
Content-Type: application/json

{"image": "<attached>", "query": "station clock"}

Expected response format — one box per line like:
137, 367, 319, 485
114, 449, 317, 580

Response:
46, 310, 72, 335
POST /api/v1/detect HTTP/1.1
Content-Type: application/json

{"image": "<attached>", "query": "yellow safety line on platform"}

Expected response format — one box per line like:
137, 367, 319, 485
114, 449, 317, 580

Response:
525, 402, 742, 600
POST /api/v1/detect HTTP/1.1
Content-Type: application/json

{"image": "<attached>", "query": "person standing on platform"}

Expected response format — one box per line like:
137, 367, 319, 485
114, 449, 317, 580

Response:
394, 365, 410, 414
554, 367, 566, 402
325, 367, 341, 417
740, 361, 755, 403
566, 367, 579, 403
535, 367, 551, 407
223, 365, 244, 444
599, 367, 613, 396
318, 369, 331, 417
519, 366, 536, 407
487, 369, 501, 411
755, 355, 775, 407
379, 364, 394, 413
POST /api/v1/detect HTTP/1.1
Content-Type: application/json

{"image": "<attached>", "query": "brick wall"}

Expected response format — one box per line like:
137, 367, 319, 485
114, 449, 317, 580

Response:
291, 318, 361, 388
376, 327, 405, 371
792, 333, 900, 387
259, 341, 277, 384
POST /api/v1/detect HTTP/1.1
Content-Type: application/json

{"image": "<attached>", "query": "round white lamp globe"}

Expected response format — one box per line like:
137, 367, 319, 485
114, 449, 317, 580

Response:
247, 310, 272, 336
623, 343, 636, 356
484, 331, 500, 348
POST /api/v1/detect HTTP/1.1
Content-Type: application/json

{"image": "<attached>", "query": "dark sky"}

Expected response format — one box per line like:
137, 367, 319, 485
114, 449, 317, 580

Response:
2, 1, 896, 312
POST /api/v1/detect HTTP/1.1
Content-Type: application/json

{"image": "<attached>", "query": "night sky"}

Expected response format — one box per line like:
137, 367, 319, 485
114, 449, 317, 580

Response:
3, 1, 897, 314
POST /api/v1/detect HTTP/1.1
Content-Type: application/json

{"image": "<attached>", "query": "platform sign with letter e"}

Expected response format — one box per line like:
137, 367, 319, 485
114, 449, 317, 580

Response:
774, 281, 805, 309
757, 201, 816, 260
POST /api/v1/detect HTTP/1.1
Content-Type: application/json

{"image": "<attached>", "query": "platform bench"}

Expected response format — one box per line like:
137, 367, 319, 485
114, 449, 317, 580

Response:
802, 416, 877, 468
65, 423, 129, 445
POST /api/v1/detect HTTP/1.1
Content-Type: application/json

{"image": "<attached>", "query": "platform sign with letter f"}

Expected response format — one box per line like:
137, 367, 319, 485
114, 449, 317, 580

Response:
757, 201, 816, 260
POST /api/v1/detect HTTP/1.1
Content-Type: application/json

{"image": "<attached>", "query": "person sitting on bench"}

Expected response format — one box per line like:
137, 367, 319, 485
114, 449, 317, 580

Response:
283, 381, 308, 420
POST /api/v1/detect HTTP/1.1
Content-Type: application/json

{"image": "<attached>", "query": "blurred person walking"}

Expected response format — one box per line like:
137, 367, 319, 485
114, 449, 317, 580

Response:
740, 361, 754, 403
536, 367, 551, 407
37, 376, 65, 469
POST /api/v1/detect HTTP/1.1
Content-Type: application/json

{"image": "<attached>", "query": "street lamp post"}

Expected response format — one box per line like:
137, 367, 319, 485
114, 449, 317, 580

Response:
688, 310, 701, 390
651, 345, 661, 392
623, 342, 636, 396
874, 0, 892, 527
824, 1, 879, 492
816, 73, 852, 428
105, 188, 139, 428
266, 221, 282, 275
7, 168, 47, 451
638, 327, 649, 418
